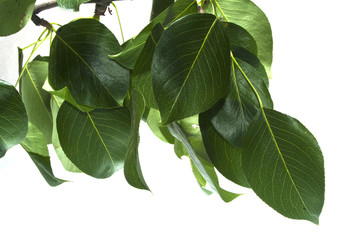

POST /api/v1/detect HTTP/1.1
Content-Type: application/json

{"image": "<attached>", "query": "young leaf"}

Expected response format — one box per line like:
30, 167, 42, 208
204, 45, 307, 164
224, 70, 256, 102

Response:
21, 123, 66, 186
242, 108, 325, 224
152, 13, 230, 124
0, 80, 28, 158
50, 97, 82, 173
49, 19, 130, 108
20, 56, 53, 143
132, 23, 164, 109
168, 122, 241, 202
203, 0, 273, 77
124, 90, 150, 190
0, 0, 35, 36
150, 0, 174, 20
199, 111, 250, 188
111, 0, 198, 69
56, 101, 131, 178
56, 0, 91, 11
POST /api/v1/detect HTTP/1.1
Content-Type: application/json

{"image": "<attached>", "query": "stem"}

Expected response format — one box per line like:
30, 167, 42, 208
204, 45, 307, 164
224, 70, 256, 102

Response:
111, 2, 125, 43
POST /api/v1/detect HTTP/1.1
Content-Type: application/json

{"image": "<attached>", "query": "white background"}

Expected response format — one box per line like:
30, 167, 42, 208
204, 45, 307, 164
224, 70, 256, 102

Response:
1, 0, 359, 239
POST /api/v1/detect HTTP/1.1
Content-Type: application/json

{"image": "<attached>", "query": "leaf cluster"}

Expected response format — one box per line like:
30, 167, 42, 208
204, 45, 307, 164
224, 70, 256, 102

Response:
0, 0, 325, 224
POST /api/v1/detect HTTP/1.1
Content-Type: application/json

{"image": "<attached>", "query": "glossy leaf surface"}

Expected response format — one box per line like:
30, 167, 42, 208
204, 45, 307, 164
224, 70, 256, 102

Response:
199, 112, 250, 187
56, 0, 90, 11
21, 123, 66, 186
203, 0, 273, 77
111, 0, 197, 69
242, 108, 325, 224
224, 22, 257, 57
20, 56, 53, 143
0, 80, 28, 158
49, 19, 129, 108
150, 0, 174, 20
124, 90, 150, 190
153, 13, 230, 124
57, 101, 131, 178
0, 0, 35, 36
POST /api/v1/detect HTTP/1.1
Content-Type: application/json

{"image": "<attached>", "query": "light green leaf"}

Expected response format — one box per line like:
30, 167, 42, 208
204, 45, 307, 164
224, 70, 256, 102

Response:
242, 108, 325, 224
0, 80, 28, 158
199, 111, 250, 187
111, 0, 197, 69
56, 101, 131, 178
168, 122, 241, 202
146, 108, 175, 144
0, 0, 35, 36
124, 90, 150, 190
132, 23, 164, 109
50, 97, 81, 173
21, 123, 66, 186
56, 0, 91, 11
203, 0, 273, 77
152, 13, 230, 124
20, 56, 53, 144
49, 19, 130, 108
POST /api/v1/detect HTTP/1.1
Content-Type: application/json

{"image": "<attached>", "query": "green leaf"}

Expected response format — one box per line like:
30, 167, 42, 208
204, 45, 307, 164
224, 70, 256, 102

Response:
56, 0, 91, 11
203, 0, 273, 77
49, 19, 130, 108
150, 0, 174, 20
21, 123, 66, 186
224, 22, 257, 57
199, 111, 250, 187
20, 56, 53, 143
56, 101, 131, 178
124, 90, 150, 190
242, 108, 325, 224
168, 122, 241, 202
0, 0, 35, 36
152, 13, 230, 124
50, 97, 81, 173
0, 80, 28, 158
205, 53, 272, 149
132, 23, 164, 109
146, 108, 175, 144
111, 0, 197, 69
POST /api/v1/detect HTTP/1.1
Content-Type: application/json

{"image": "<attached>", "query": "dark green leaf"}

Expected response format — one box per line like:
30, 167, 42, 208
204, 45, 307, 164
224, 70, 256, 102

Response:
124, 90, 150, 190
0, 80, 28, 158
56, 0, 91, 11
146, 109, 175, 144
49, 19, 130, 108
242, 108, 325, 224
20, 56, 53, 143
152, 13, 230, 124
224, 22, 257, 57
110, 0, 197, 69
57, 101, 131, 178
150, 0, 174, 20
203, 0, 273, 77
50, 97, 81, 173
132, 23, 164, 109
0, 0, 35, 36
199, 111, 250, 187
21, 123, 66, 186
168, 122, 241, 202
206, 54, 272, 148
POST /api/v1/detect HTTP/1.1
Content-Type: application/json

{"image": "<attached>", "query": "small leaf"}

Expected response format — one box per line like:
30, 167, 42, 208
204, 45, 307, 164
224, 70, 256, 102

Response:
242, 108, 325, 224
203, 0, 273, 77
0, 80, 28, 158
152, 13, 230, 124
199, 111, 250, 187
56, 0, 91, 11
150, 0, 174, 20
124, 90, 150, 190
0, 0, 35, 36
168, 122, 241, 202
57, 101, 131, 178
146, 108, 175, 144
20, 56, 53, 143
50, 97, 81, 173
49, 19, 130, 108
111, 0, 198, 69
21, 123, 66, 186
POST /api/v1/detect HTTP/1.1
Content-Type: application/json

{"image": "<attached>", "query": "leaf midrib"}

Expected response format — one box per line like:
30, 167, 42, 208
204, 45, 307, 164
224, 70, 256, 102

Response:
165, 18, 218, 123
